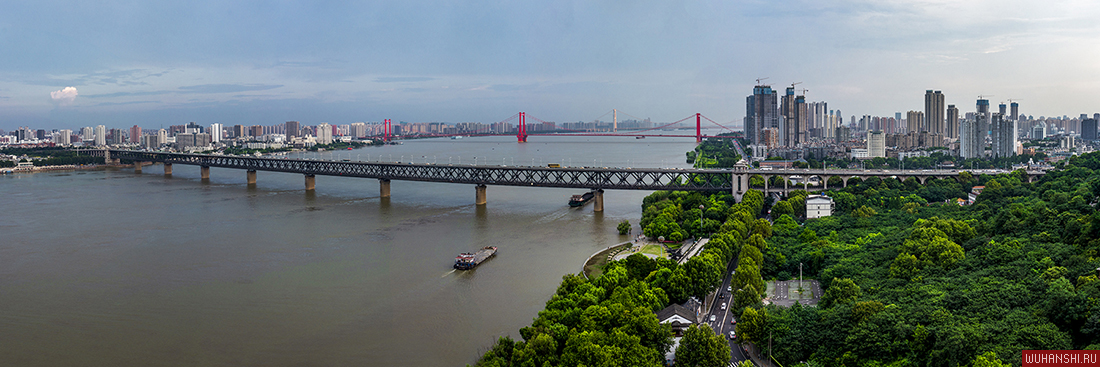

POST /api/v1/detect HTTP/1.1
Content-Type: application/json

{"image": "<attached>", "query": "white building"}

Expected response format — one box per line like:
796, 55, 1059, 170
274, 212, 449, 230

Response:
316, 123, 333, 144
850, 148, 869, 159
56, 129, 72, 145
868, 131, 885, 158
94, 125, 107, 146
806, 195, 834, 219
210, 123, 223, 143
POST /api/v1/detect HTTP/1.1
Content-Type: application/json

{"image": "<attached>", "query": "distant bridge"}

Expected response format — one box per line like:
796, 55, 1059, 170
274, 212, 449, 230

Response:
86, 150, 1045, 208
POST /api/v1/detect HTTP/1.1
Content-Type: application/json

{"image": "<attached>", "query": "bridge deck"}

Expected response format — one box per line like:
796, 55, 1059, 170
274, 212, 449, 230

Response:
94, 150, 1043, 191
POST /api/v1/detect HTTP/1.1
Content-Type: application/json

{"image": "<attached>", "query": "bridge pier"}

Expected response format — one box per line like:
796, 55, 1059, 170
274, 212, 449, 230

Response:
200, 166, 210, 179
593, 189, 604, 212
247, 170, 257, 185
305, 174, 316, 191
380, 179, 391, 198
134, 161, 143, 173
164, 163, 172, 176
475, 184, 487, 205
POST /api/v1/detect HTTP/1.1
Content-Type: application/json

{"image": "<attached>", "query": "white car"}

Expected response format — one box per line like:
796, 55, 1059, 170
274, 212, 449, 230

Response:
721, 303, 727, 310
710, 315, 716, 322
730, 331, 736, 339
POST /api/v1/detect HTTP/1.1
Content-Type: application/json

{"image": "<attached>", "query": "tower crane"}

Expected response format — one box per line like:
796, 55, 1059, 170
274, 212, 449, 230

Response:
755, 77, 769, 85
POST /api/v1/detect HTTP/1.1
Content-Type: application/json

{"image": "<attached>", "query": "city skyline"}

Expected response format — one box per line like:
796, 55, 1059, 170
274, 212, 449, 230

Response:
2, 1, 1099, 131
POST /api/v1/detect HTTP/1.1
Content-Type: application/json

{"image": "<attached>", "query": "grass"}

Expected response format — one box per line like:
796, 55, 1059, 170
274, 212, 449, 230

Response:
583, 243, 631, 279
765, 280, 776, 298
638, 244, 666, 256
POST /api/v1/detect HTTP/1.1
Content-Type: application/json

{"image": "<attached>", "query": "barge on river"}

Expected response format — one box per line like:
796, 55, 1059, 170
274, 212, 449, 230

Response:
454, 246, 497, 270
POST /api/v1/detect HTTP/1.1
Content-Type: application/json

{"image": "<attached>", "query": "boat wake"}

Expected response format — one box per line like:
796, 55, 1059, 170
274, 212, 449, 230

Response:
442, 269, 456, 277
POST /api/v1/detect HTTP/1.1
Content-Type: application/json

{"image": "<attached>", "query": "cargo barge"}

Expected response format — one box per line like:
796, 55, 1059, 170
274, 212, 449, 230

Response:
454, 246, 497, 270
569, 191, 595, 207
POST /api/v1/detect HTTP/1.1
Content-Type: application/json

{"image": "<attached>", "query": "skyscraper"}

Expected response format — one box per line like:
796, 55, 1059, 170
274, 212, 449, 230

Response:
780, 87, 807, 147
316, 123, 333, 144
210, 123, 223, 143
286, 121, 301, 138
976, 98, 991, 140
129, 125, 142, 144
946, 105, 959, 139
991, 113, 1016, 158
94, 125, 106, 146
745, 85, 778, 147
1082, 119, 1098, 141
924, 90, 945, 135
906, 111, 925, 134
1010, 102, 1019, 121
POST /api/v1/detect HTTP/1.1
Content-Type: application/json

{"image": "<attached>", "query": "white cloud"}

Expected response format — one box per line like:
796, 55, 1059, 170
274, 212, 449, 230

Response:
50, 86, 78, 105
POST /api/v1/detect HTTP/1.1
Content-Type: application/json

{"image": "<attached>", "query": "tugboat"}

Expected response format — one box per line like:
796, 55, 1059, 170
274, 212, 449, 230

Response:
454, 246, 497, 270
568, 191, 596, 207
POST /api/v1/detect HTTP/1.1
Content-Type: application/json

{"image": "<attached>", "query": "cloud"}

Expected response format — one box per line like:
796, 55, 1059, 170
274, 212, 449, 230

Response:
177, 84, 283, 94
50, 86, 78, 105
374, 76, 436, 83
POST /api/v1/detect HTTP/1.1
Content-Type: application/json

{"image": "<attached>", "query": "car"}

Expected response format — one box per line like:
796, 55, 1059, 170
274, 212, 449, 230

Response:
727, 286, 732, 292
721, 303, 727, 310
710, 315, 716, 322
730, 331, 736, 339
731, 319, 736, 324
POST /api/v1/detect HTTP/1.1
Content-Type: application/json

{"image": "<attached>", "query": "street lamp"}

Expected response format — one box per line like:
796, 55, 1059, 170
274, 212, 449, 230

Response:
699, 204, 705, 238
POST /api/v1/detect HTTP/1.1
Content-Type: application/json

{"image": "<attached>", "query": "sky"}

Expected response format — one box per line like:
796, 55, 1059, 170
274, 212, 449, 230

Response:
2, 0, 1099, 131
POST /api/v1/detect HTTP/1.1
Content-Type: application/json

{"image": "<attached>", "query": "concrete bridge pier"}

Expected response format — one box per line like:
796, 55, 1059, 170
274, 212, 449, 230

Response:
475, 184, 487, 205
380, 179, 391, 198
593, 189, 605, 212
305, 174, 316, 191
200, 166, 210, 179
134, 161, 143, 173
163, 163, 172, 176
247, 170, 257, 185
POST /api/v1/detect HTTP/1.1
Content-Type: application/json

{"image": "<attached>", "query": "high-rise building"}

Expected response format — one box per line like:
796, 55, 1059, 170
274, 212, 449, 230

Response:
56, 129, 72, 145
185, 122, 203, 134
350, 122, 368, 138
868, 131, 886, 158
129, 125, 142, 144
946, 105, 959, 139
1010, 102, 1019, 121
82, 126, 94, 141
976, 98, 991, 141
94, 125, 106, 146
249, 125, 264, 137
998, 103, 1007, 117
924, 90, 945, 135
1082, 119, 1098, 141
991, 113, 1016, 158
780, 87, 807, 147
745, 85, 778, 147
210, 123, 223, 143
906, 111, 925, 134
316, 123, 333, 144
1033, 122, 1047, 140
286, 121, 301, 138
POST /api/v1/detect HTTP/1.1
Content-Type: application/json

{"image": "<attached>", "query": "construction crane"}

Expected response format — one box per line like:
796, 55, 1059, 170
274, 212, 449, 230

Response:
1007, 98, 1022, 103
791, 82, 802, 88
799, 88, 809, 96
978, 94, 994, 100
755, 77, 769, 85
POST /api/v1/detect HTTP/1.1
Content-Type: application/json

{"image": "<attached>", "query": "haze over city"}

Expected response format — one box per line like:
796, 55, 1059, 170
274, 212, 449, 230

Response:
2, 0, 1099, 130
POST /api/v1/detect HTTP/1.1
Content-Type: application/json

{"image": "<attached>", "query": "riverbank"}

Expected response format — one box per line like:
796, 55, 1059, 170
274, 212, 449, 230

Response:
580, 242, 631, 279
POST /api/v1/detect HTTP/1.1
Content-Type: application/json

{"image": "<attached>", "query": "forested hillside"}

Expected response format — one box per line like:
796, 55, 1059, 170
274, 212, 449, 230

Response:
474, 152, 1100, 367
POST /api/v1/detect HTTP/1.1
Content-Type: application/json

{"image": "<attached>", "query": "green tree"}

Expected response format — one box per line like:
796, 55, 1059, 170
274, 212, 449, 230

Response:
820, 278, 861, 308
618, 220, 631, 235
675, 324, 731, 367
736, 307, 766, 345
970, 351, 1010, 367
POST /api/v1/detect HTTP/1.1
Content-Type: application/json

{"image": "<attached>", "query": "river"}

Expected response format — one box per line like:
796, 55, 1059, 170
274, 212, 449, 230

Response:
0, 135, 701, 366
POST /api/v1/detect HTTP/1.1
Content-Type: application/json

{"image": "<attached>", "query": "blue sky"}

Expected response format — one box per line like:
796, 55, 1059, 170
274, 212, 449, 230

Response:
2, 0, 1099, 131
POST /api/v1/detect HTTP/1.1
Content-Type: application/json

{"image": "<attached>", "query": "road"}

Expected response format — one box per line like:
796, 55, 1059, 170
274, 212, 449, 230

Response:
703, 254, 752, 365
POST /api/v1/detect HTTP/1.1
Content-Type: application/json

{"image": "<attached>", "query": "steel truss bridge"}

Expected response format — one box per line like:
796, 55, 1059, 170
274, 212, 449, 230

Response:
86, 150, 1045, 207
